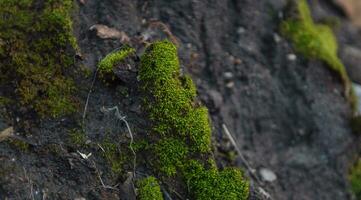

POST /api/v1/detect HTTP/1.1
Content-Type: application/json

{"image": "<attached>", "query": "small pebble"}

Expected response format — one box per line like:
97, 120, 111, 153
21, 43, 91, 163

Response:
234, 58, 242, 65
226, 81, 235, 88
259, 168, 277, 182
223, 72, 234, 79
237, 27, 246, 34
273, 33, 281, 43
287, 53, 297, 61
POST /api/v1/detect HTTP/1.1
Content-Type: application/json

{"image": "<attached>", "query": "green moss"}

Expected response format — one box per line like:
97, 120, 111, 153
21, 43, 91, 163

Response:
137, 176, 164, 200
0, 97, 11, 106
68, 128, 87, 147
154, 138, 188, 176
183, 160, 249, 200
281, 0, 357, 112
350, 159, 361, 199
132, 139, 150, 152
8, 139, 30, 152
139, 40, 211, 152
98, 46, 135, 80
101, 139, 129, 175
139, 40, 249, 199
0, 0, 78, 117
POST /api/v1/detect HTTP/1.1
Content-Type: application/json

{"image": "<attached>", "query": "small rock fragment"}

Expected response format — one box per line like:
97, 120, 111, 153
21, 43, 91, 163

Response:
237, 27, 246, 34
259, 168, 277, 182
340, 46, 361, 84
273, 33, 281, 43
287, 53, 297, 61
234, 58, 243, 65
223, 72, 234, 79
226, 81, 235, 88
208, 90, 223, 110
352, 83, 361, 115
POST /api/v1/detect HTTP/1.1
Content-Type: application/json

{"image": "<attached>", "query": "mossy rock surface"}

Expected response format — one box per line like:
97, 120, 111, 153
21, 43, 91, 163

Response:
0, 0, 78, 117
139, 40, 249, 200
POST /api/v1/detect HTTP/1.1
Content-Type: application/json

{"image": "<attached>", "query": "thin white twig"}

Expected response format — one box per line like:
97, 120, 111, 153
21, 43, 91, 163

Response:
100, 106, 137, 196
92, 161, 119, 191
222, 124, 273, 200
82, 66, 99, 126
97, 143, 106, 153
222, 124, 255, 173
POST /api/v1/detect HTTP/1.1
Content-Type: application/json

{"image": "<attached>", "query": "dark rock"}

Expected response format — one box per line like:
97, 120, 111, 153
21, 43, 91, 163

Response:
340, 46, 361, 84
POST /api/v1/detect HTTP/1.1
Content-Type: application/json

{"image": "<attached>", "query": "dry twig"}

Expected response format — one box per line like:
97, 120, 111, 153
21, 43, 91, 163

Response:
222, 124, 273, 200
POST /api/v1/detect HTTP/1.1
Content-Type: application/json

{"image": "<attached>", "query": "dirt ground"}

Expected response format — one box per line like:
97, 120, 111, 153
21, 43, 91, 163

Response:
0, 0, 361, 199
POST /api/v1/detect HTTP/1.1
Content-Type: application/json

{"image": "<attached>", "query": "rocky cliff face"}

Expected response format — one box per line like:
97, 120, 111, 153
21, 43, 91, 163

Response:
0, 0, 360, 199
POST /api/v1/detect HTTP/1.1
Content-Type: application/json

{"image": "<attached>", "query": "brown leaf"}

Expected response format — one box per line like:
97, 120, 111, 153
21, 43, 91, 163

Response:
334, 0, 361, 28
89, 24, 130, 42
0, 127, 14, 142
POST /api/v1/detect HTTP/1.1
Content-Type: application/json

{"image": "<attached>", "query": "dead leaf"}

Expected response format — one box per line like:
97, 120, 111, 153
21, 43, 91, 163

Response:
78, 0, 86, 5
0, 127, 14, 142
334, 0, 361, 28
89, 24, 130, 42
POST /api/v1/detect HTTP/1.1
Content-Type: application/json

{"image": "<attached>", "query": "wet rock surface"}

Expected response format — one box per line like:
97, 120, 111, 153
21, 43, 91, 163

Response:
0, 0, 361, 199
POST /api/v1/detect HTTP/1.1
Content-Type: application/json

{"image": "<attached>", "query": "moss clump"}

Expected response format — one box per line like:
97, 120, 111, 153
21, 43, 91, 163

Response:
281, 0, 357, 111
139, 40, 249, 199
184, 160, 249, 200
139, 41, 210, 153
0, 0, 77, 117
98, 46, 135, 80
137, 176, 164, 200
349, 159, 361, 199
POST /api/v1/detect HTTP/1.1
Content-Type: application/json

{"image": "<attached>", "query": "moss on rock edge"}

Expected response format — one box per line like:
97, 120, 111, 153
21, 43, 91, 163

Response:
98, 46, 135, 81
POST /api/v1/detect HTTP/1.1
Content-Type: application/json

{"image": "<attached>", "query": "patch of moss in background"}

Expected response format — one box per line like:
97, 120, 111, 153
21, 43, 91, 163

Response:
281, 1, 361, 198
280, 0, 357, 112
139, 40, 249, 200
0, 0, 78, 117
